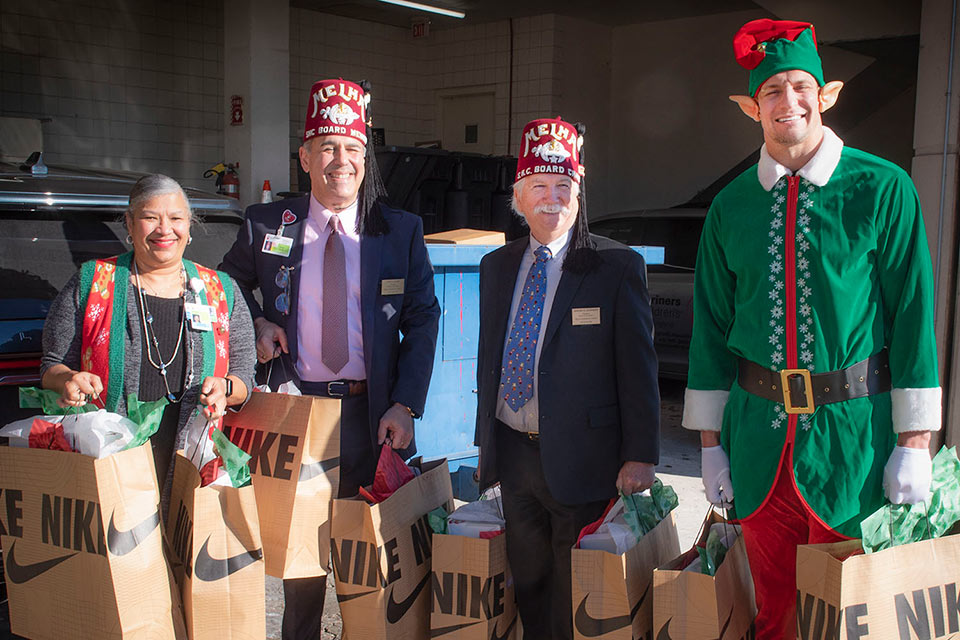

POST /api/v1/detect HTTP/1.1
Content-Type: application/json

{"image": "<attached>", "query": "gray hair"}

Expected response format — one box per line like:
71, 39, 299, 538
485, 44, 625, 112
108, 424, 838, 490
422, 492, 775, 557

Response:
126, 174, 192, 220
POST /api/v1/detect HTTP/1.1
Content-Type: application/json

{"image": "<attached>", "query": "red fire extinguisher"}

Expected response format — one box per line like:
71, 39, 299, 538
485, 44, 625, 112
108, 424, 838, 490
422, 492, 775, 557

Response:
221, 163, 240, 199
204, 162, 240, 199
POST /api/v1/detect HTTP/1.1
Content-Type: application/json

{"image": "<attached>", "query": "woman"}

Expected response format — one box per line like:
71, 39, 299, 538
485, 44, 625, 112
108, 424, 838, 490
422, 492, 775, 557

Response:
41, 174, 256, 500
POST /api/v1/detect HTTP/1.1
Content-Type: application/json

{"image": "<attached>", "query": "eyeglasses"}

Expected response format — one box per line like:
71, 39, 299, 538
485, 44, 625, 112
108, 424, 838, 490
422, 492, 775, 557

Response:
275, 265, 293, 315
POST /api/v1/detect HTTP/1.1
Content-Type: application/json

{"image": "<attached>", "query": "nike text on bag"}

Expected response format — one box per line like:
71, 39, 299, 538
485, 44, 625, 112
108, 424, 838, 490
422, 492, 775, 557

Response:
795, 530, 960, 640
430, 532, 520, 640
0, 443, 187, 639
572, 510, 681, 640
166, 452, 264, 639
331, 457, 455, 640
652, 509, 757, 640
221, 392, 340, 578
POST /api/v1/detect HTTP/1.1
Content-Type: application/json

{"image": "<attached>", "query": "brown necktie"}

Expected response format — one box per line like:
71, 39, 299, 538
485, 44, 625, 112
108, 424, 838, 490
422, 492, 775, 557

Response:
322, 215, 349, 373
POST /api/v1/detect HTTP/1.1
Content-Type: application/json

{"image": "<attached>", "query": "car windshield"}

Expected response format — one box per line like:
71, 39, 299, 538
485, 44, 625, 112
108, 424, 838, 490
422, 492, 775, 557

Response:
0, 208, 241, 354
592, 214, 705, 271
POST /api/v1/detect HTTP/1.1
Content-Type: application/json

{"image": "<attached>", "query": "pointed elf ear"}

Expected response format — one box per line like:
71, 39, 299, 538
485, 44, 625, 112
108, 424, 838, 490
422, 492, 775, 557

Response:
729, 95, 761, 122
818, 81, 844, 113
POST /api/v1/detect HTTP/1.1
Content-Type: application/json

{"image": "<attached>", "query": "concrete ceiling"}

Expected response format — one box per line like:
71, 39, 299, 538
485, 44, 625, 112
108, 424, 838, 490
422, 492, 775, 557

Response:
293, 0, 921, 39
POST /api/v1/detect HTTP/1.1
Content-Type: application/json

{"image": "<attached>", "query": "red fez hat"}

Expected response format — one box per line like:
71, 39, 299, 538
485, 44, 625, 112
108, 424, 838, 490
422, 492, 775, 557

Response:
303, 78, 369, 145
515, 117, 584, 184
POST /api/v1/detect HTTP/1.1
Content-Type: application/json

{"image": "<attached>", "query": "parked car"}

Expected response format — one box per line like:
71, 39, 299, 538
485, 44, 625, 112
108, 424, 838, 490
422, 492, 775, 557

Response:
591, 207, 706, 379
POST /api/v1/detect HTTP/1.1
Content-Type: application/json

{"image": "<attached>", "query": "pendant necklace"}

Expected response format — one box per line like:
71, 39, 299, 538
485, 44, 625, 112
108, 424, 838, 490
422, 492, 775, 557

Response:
134, 261, 186, 403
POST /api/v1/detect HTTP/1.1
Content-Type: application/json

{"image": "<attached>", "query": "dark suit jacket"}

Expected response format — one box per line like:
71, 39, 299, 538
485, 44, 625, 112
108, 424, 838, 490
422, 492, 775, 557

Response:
474, 234, 660, 504
220, 196, 440, 458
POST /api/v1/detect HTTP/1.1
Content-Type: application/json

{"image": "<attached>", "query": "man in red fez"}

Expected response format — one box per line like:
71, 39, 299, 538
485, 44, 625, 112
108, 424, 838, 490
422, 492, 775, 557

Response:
221, 78, 440, 640
474, 117, 661, 640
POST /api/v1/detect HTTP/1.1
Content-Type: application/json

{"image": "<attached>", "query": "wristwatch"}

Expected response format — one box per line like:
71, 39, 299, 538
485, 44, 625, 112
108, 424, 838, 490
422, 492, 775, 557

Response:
223, 376, 233, 398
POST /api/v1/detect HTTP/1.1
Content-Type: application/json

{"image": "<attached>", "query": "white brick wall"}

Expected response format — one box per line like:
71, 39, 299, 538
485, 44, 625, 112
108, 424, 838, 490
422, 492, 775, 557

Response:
0, 0, 224, 190
289, 9, 559, 167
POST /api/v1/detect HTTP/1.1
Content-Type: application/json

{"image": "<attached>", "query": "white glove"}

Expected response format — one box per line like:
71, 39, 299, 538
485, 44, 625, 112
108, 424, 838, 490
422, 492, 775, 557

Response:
883, 445, 932, 504
701, 445, 734, 507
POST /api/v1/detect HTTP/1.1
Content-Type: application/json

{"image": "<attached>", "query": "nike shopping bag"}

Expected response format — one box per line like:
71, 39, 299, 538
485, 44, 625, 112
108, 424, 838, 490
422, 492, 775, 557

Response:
795, 532, 960, 640
332, 457, 454, 640
572, 509, 681, 640
220, 392, 340, 578
430, 531, 519, 640
0, 442, 187, 639
166, 451, 264, 640
652, 508, 756, 639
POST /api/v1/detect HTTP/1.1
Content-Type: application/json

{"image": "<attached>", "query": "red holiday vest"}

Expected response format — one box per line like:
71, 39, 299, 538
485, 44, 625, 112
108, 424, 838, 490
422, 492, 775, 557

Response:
78, 252, 233, 412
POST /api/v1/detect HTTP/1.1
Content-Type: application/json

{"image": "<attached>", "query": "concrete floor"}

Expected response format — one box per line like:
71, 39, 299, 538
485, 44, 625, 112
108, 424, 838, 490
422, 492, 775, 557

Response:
263, 378, 704, 640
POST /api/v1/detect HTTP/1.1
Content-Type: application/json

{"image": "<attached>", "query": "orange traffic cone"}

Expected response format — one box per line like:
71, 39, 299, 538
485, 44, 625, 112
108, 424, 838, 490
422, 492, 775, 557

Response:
261, 179, 273, 203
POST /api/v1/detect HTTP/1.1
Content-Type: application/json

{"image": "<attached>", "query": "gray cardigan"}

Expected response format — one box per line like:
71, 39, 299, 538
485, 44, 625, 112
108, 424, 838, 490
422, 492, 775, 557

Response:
41, 269, 257, 502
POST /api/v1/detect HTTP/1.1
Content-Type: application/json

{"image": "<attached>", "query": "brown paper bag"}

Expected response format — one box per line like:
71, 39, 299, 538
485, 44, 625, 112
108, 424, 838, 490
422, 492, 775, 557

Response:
652, 509, 756, 640
331, 457, 454, 640
166, 451, 264, 640
0, 442, 187, 639
571, 510, 681, 640
430, 532, 519, 640
220, 391, 340, 578
795, 533, 960, 640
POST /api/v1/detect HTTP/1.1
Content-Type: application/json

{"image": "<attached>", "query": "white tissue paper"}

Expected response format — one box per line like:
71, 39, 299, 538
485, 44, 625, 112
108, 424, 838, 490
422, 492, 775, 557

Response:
447, 491, 506, 538
0, 410, 137, 459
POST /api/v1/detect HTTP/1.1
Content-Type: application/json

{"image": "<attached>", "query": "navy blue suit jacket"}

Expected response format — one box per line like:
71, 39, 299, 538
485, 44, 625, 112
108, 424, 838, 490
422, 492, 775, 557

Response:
220, 196, 440, 458
474, 234, 660, 504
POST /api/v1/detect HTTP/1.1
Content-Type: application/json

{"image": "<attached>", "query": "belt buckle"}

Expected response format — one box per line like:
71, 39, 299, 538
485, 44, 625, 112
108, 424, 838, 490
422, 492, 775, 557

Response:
327, 381, 348, 398
779, 368, 815, 414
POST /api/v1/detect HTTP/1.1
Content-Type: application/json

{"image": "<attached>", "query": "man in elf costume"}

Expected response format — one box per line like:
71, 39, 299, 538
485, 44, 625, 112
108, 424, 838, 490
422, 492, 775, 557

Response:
682, 19, 940, 637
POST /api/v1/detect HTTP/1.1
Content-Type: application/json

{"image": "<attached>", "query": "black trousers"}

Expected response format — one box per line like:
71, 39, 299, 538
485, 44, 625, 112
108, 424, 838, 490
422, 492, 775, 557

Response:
282, 390, 376, 640
496, 421, 607, 640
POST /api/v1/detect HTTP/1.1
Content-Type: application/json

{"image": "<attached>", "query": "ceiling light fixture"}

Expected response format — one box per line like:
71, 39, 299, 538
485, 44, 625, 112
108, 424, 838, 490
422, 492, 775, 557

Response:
375, 0, 465, 19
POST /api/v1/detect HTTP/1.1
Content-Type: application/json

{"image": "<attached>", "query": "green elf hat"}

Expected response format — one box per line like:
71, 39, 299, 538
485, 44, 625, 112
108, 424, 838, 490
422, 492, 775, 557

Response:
733, 19, 825, 96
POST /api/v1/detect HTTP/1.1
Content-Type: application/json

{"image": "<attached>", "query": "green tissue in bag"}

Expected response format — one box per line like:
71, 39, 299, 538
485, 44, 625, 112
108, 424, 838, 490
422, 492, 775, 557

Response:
19, 386, 98, 415
622, 478, 679, 539
860, 446, 960, 553
210, 426, 252, 488
123, 394, 169, 448
428, 506, 449, 535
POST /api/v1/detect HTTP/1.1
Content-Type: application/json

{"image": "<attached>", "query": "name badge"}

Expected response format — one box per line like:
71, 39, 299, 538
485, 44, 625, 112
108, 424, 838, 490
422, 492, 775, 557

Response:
381, 278, 405, 295
571, 307, 601, 326
184, 302, 216, 332
262, 233, 293, 257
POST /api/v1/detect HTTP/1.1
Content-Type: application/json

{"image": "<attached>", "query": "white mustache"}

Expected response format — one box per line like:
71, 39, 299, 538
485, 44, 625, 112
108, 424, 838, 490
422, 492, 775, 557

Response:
534, 204, 569, 215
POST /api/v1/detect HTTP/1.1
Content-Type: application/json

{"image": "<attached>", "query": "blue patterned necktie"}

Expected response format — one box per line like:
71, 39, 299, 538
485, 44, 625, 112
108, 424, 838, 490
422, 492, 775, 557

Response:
501, 245, 552, 411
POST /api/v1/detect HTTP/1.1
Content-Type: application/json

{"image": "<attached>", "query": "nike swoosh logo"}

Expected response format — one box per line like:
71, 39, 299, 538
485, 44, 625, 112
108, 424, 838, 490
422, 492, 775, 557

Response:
298, 456, 341, 481
657, 618, 674, 640
193, 535, 263, 582
490, 614, 518, 640
385, 572, 431, 624
107, 509, 160, 556
336, 589, 377, 603
4, 540, 77, 584
431, 620, 482, 637
575, 593, 633, 636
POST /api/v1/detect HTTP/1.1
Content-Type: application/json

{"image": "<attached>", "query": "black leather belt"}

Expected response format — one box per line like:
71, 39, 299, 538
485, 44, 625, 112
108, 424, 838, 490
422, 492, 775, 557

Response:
302, 379, 367, 398
738, 350, 890, 414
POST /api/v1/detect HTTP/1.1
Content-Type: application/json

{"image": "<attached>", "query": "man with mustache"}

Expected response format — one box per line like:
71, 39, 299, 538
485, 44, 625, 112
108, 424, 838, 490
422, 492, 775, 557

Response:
474, 117, 660, 640
220, 78, 440, 640
683, 20, 939, 638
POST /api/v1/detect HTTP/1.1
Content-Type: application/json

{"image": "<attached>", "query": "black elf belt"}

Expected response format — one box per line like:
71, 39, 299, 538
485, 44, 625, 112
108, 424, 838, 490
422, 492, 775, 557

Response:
738, 350, 891, 414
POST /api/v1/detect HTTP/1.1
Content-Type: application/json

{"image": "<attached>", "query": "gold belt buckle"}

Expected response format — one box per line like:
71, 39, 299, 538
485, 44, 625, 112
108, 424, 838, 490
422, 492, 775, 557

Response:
779, 368, 815, 414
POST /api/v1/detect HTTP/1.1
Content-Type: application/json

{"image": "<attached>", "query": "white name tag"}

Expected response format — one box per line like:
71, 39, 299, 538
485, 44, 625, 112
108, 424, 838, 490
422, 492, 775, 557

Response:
262, 233, 293, 257
184, 302, 217, 332
571, 307, 601, 326
381, 278, 405, 295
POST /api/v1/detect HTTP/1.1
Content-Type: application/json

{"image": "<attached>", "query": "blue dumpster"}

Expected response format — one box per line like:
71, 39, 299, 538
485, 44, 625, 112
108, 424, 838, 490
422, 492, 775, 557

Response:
416, 244, 665, 494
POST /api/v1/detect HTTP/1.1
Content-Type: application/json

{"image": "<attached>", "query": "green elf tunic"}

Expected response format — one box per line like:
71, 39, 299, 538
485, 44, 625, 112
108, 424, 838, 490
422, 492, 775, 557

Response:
683, 127, 940, 538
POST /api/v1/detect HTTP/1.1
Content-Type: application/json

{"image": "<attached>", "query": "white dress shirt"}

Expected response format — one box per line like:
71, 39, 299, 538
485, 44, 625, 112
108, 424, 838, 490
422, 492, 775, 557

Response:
496, 228, 572, 433
296, 196, 366, 381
